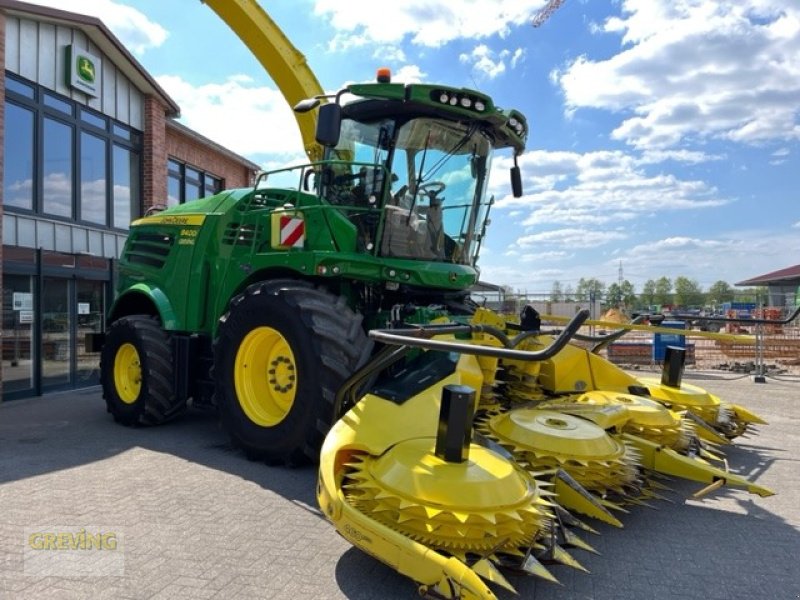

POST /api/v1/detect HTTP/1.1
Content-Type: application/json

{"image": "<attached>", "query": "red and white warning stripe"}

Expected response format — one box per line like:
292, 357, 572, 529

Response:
279, 215, 305, 248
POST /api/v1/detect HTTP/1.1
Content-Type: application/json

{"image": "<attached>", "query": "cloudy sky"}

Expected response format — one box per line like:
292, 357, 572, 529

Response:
33, 0, 800, 293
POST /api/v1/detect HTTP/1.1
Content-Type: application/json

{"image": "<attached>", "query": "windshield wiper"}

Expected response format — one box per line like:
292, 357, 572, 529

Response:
422, 123, 479, 182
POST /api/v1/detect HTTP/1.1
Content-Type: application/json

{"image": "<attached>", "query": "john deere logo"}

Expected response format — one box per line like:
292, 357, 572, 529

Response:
66, 45, 100, 97
77, 57, 95, 84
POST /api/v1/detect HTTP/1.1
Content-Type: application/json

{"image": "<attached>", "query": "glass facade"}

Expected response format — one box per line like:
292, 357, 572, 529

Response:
167, 158, 223, 207
80, 131, 108, 225
43, 117, 74, 218
42, 277, 71, 387
4, 72, 143, 230
113, 146, 140, 229
3, 102, 35, 210
2, 274, 35, 394
1, 249, 110, 399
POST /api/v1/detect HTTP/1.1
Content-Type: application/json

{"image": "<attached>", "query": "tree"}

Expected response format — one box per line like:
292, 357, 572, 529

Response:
550, 281, 563, 302
620, 280, 637, 308
654, 277, 673, 306
707, 280, 734, 307
563, 284, 574, 302
674, 276, 704, 308
575, 277, 605, 302
606, 283, 622, 307
641, 279, 657, 307
605, 280, 636, 309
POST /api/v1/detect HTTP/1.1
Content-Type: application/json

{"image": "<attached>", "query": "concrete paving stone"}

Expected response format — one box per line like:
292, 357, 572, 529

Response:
1, 373, 799, 599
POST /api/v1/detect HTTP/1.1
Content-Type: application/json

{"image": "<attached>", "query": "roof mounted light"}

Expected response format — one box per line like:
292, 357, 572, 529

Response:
376, 67, 391, 83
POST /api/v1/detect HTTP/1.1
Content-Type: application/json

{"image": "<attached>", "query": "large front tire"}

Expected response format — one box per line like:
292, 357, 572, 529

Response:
214, 281, 371, 465
100, 315, 183, 425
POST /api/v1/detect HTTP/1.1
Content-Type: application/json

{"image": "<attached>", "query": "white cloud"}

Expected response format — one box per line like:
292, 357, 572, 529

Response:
393, 65, 427, 84
373, 45, 407, 64
615, 231, 800, 286
488, 148, 727, 228
770, 146, 791, 165
514, 228, 628, 249
553, 0, 800, 149
638, 149, 724, 165
459, 45, 524, 80
156, 75, 304, 158
510, 47, 526, 69
27, 0, 168, 55
314, 0, 548, 48
518, 250, 574, 263
480, 229, 800, 292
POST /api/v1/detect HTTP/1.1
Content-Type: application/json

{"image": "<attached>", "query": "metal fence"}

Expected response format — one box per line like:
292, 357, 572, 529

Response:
470, 291, 800, 376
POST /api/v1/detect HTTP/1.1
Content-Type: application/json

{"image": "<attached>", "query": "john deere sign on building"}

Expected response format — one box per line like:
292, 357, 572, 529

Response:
66, 45, 101, 97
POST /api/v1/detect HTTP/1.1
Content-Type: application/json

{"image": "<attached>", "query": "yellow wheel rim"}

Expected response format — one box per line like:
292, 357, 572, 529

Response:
234, 326, 297, 427
114, 343, 142, 404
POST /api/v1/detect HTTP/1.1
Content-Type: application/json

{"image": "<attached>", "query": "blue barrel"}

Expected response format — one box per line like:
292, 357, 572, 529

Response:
652, 320, 686, 361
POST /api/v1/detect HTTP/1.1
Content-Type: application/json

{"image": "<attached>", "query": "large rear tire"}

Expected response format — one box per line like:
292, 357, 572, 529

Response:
100, 315, 184, 425
213, 280, 371, 465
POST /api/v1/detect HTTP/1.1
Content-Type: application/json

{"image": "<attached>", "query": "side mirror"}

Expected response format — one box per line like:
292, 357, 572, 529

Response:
510, 165, 523, 198
316, 103, 342, 148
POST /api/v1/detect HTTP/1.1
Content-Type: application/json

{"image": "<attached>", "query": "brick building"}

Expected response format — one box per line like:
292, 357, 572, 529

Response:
0, 1, 259, 400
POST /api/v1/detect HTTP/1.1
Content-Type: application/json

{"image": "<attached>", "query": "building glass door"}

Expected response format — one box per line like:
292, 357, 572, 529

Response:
76, 280, 104, 386
42, 277, 71, 389
2, 274, 35, 395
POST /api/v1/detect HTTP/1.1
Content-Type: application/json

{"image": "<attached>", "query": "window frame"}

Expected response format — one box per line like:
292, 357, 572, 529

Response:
166, 157, 224, 206
4, 72, 143, 232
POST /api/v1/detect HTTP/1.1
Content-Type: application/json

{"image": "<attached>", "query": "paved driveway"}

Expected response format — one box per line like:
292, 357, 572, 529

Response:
1, 372, 798, 599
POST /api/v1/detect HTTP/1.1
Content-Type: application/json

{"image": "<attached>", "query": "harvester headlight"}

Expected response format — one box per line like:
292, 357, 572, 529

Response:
474, 100, 486, 111
460, 97, 472, 108
439, 93, 450, 104
317, 266, 328, 275
509, 118, 518, 128
449, 96, 458, 106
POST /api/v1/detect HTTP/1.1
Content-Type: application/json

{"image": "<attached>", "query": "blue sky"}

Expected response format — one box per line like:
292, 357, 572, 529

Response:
33, 0, 800, 293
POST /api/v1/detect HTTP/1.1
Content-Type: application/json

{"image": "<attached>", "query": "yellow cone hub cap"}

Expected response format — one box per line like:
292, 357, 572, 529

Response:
343, 438, 552, 556
477, 408, 640, 496
234, 326, 297, 427
114, 343, 142, 404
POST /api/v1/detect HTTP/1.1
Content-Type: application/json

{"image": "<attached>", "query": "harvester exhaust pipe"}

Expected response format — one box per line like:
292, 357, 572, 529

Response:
661, 345, 686, 388
435, 385, 476, 463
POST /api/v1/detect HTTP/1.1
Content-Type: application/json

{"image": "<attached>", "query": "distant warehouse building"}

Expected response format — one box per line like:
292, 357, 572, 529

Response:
736, 264, 800, 310
0, 1, 259, 400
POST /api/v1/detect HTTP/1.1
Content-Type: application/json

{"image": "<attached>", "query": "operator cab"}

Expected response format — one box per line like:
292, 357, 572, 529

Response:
298, 69, 525, 267
324, 112, 493, 265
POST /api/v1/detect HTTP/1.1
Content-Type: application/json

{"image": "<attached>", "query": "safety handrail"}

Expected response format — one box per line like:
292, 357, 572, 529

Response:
585, 315, 648, 353
665, 305, 800, 326
368, 309, 589, 361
